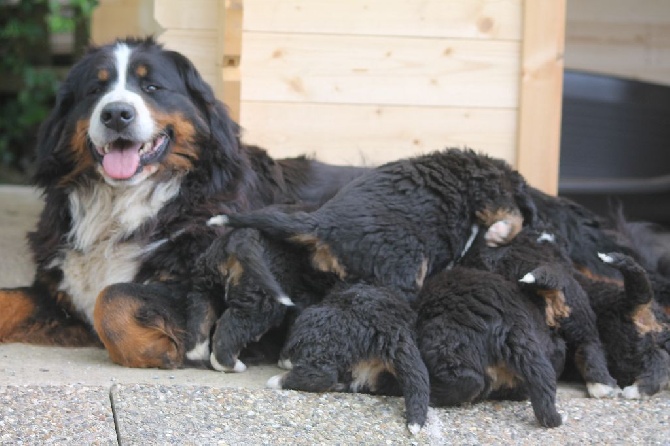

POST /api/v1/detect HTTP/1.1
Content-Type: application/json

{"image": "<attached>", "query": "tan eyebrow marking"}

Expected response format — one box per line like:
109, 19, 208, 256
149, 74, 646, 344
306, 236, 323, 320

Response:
135, 64, 148, 77
97, 69, 109, 81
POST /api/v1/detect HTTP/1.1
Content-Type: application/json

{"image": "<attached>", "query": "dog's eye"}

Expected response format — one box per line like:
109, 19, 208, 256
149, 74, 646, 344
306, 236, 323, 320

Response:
87, 85, 103, 96
142, 83, 161, 93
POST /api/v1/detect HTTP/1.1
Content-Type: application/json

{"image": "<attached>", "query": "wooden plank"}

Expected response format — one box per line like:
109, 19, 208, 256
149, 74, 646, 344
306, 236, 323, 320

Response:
244, 0, 523, 40
157, 29, 219, 86
91, 0, 161, 45
154, 0, 219, 30
220, 0, 244, 120
516, 0, 566, 195
241, 33, 521, 108
240, 102, 518, 166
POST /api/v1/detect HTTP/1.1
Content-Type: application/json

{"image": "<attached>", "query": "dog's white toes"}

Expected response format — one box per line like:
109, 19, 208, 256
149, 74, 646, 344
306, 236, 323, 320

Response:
519, 273, 536, 284
597, 252, 614, 264
407, 423, 422, 436
210, 353, 246, 373
560, 412, 568, 424
207, 215, 229, 226
586, 382, 621, 398
484, 220, 512, 247
622, 384, 642, 399
277, 358, 293, 370
266, 373, 286, 390
185, 340, 210, 361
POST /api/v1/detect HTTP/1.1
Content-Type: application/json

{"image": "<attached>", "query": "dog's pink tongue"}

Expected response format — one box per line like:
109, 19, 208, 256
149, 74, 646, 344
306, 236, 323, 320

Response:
102, 144, 142, 179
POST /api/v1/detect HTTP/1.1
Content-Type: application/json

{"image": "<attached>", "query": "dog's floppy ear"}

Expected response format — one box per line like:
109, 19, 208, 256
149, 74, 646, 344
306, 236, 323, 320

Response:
167, 49, 246, 192
32, 79, 77, 188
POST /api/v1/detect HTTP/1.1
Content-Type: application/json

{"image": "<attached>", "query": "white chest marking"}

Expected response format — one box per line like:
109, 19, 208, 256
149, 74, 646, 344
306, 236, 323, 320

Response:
57, 178, 181, 324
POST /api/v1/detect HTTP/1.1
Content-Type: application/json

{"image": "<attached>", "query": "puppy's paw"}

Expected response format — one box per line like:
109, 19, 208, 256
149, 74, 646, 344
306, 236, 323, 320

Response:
622, 384, 644, 399
484, 220, 512, 247
277, 358, 293, 370
586, 382, 621, 398
266, 373, 287, 390
185, 340, 210, 361
210, 352, 247, 373
407, 423, 422, 436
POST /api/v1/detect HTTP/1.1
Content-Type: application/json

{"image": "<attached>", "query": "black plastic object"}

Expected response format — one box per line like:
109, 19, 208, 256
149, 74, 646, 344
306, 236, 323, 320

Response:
559, 70, 670, 225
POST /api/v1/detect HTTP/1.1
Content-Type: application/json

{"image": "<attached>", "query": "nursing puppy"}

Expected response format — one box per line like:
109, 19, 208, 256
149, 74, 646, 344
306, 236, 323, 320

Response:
460, 228, 620, 398
187, 226, 338, 371
266, 283, 429, 435
577, 252, 669, 398
210, 148, 534, 299
416, 267, 565, 428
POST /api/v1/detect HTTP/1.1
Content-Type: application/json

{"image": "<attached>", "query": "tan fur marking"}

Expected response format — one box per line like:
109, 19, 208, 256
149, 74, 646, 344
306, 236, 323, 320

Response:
0, 290, 36, 340
94, 290, 183, 368
135, 64, 148, 77
153, 111, 198, 174
632, 303, 663, 335
97, 69, 109, 81
290, 234, 347, 279
576, 266, 624, 286
486, 363, 520, 390
351, 358, 394, 392
219, 255, 244, 287
476, 208, 523, 242
60, 119, 95, 186
537, 289, 571, 327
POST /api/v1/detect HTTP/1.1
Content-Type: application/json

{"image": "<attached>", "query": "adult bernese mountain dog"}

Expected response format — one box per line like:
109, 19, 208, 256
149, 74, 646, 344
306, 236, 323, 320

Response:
0, 37, 366, 368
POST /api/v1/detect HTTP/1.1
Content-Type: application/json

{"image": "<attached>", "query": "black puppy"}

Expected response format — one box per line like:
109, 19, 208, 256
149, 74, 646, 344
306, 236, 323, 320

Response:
461, 228, 621, 398
186, 226, 337, 371
415, 267, 565, 428
577, 252, 669, 398
209, 148, 534, 299
266, 283, 429, 435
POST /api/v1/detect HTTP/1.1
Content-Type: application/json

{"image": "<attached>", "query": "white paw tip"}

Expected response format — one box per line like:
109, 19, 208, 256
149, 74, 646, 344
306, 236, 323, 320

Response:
210, 352, 246, 373
277, 294, 295, 307
277, 358, 293, 370
537, 232, 555, 243
561, 412, 568, 424
586, 382, 621, 398
266, 374, 284, 390
519, 273, 536, 284
598, 253, 614, 264
407, 423, 422, 436
622, 384, 641, 399
185, 340, 210, 361
207, 215, 229, 226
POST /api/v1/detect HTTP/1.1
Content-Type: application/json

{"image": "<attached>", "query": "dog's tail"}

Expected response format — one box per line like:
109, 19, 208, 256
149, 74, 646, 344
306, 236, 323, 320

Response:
598, 252, 653, 308
391, 332, 430, 435
208, 210, 317, 243
519, 264, 572, 327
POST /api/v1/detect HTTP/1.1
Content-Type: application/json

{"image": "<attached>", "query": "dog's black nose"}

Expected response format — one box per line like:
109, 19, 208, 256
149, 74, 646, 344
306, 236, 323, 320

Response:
100, 101, 136, 131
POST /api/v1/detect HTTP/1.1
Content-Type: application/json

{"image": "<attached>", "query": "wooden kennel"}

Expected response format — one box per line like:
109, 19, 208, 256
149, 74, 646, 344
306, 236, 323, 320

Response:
92, 0, 566, 194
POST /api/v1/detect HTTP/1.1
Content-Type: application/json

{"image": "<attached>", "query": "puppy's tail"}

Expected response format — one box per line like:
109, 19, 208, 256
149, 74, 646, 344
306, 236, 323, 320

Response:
392, 333, 430, 435
598, 252, 654, 309
208, 210, 317, 242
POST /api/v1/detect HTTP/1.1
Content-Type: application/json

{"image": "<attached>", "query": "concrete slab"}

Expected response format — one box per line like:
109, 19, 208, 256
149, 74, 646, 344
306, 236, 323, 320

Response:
0, 385, 117, 445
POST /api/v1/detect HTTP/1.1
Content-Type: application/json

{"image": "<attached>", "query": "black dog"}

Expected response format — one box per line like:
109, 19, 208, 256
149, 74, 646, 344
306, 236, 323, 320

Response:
577, 252, 669, 398
266, 283, 429, 435
460, 228, 620, 398
186, 226, 338, 371
210, 148, 534, 299
415, 266, 564, 428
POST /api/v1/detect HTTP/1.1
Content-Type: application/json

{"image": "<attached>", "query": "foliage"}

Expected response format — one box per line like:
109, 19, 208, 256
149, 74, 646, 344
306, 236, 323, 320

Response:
0, 0, 97, 182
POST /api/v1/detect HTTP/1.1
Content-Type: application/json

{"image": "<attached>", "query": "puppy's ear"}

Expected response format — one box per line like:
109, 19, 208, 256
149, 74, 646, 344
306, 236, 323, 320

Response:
32, 80, 76, 188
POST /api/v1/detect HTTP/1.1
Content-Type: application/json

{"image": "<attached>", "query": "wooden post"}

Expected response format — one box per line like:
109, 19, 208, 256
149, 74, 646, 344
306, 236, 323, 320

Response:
219, 0, 243, 122
516, 0, 566, 195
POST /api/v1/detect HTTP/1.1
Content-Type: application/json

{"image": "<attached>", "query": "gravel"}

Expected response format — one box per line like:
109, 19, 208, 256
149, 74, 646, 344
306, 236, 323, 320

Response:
111, 384, 670, 446
0, 385, 117, 445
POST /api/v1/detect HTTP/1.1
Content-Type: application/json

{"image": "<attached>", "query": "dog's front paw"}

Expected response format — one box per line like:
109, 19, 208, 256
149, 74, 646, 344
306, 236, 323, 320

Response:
266, 373, 287, 389
210, 352, 247, 373
586, 382, 621, 398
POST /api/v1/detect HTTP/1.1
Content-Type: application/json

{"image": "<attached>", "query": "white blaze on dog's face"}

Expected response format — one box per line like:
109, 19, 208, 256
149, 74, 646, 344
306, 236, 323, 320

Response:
58, 39, 210, 187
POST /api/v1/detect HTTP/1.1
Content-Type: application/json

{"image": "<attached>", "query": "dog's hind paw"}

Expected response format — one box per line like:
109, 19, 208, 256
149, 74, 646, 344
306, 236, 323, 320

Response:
185, 340, 210, 361
207, 215, 229, 226
266, 373, 287, 390
586, 382, 621, 398
622, 384, 643, 399
277, 358, 293, 370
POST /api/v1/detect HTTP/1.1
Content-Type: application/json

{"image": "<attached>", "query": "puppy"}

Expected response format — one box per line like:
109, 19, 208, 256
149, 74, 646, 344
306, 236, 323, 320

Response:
416, 267, 564, 428
460, 228, 621, 398
266, 283, 429, 435
209, 148, 534, 299
187, 226, 338, 371
577, 252, 670, 398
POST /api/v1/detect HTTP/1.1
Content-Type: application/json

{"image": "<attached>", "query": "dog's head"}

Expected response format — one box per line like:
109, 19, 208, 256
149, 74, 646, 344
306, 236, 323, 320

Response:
33, 37, 243, 190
